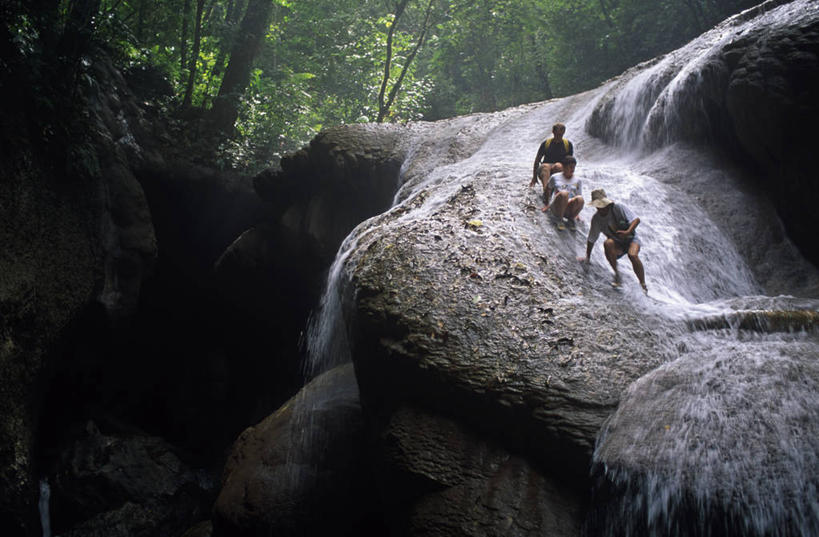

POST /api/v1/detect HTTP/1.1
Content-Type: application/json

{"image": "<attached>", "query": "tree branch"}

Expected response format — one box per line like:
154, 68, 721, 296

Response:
382, 0, 434, 122
377, 0, 410, 122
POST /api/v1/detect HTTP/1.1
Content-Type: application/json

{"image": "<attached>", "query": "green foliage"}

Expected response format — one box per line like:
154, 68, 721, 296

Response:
8, 0, 760, 171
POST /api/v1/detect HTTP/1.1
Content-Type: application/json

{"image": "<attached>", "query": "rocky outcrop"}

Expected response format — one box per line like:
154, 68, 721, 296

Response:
0, 52, 157, 535
253, 124, 408, 259
586, 0, 819, 265
211, 364, 382, 537
379, 406, 584, 537
724, 6, 819, 264
341, 177, 670, 479
588, 338, 819, 537
48, 422, 214, 537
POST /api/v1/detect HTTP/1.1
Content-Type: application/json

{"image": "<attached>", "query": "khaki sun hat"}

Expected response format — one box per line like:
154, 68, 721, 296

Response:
590, 188, 614, 208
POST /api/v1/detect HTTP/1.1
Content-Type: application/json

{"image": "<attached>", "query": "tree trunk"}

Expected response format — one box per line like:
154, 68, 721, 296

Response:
377, 0, 411, 123
136, 0, 146, 42
210, 0, 276, 133
203, 0, 244, 108
181, 0, 192, 75
182, 0, 206, 107
381, 0, 434, 122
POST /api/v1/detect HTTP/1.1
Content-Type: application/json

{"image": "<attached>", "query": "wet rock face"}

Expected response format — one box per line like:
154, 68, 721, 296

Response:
588, 334, 819, 537
379, 407, 584, 537
212, 364, 381, 537
724, 14, 819, 265
341, 175, 670, 480
253, 124, 407, 260
0, 53, 157, 535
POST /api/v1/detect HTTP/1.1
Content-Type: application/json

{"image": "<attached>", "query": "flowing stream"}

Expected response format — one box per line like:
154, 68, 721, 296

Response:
303, 1, 819, 534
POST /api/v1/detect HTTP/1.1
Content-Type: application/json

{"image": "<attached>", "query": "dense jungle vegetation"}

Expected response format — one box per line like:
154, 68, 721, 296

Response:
2, 0, 757, 171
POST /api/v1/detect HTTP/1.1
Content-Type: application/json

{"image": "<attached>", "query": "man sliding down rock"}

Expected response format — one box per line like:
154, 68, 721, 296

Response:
542, 155, 584, 231
578, 189, 648, 292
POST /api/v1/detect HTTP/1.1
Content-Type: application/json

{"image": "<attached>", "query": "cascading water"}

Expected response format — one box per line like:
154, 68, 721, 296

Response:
38, 478, 51, 537
298, 0, 818, 534
574, 1, 819, 535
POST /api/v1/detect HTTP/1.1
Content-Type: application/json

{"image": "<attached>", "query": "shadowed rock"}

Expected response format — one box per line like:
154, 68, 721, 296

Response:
379, 406, 584, 537
212, 364, 382, 537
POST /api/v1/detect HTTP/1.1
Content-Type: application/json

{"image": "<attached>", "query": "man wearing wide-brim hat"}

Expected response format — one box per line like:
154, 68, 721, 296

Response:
577, 188, 647, 292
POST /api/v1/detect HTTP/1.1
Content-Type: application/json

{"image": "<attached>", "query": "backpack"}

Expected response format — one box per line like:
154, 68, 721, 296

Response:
544, 138, 570, 152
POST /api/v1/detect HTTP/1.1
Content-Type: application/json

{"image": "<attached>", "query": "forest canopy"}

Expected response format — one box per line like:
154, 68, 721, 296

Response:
2, 0, 757, 171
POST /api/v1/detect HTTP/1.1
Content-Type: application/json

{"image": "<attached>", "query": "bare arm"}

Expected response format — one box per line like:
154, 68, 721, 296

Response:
615, 217, 640, 237
531, 143, 545, 185
578, 240, 594, 263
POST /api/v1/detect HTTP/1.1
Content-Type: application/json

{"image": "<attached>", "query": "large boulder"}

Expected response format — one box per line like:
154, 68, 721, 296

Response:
587, 333, 819, 537
252, 123, 408, 260
212, 364, 383, 537
723, 5, 819, 264
341, 172, 670, 479
378, 406, 584, 537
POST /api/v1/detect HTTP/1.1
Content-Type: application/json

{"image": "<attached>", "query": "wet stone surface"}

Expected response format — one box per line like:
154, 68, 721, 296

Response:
338, 123, 674, 476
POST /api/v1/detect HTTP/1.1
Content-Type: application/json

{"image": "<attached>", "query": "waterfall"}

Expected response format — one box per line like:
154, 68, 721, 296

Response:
575, 1, 819, 535
294, 1, 818, 535
303, 233, 358, 380
38, 478, 51, 537
588, 0, 818, 152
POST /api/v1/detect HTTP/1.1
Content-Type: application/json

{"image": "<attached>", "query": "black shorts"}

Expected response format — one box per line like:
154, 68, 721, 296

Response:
613, 236, 640, 258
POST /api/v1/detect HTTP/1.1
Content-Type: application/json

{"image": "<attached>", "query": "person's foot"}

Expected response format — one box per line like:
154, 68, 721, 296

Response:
557, 222, 566, 231
565, 218, 577, 231
641, 282, 648, 293
611, 272, 622, 287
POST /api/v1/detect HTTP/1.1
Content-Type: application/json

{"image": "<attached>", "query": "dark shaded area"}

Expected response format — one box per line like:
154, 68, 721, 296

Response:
211, 364, 390, 537
584, 465, 773, 537
0, 5, 403, 532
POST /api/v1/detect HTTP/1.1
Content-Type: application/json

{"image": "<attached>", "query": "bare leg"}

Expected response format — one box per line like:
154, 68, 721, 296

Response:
565, 196, 585, 220
537, 163, 552, 189
538, 162, 564, 187
603, 239, 623, 285
550, 191, 569, 218
628, 242, 647, 291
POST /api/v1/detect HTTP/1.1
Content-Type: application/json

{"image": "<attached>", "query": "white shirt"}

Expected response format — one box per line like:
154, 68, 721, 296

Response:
547, 172, 582, 203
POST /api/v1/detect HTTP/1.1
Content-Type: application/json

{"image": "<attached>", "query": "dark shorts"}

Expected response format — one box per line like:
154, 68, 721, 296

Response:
612, 235, 640, 258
